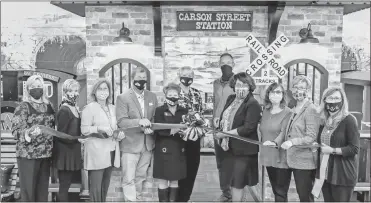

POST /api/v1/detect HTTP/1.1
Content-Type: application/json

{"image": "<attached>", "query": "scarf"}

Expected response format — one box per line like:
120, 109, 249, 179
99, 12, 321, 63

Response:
312, 114, 347, 198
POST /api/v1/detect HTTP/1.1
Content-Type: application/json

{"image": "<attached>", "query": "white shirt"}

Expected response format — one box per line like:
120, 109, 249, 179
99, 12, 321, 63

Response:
134, 90, 145, 117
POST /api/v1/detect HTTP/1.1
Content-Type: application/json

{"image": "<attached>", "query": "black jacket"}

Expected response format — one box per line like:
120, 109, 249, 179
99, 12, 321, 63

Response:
219, 93, 262, 156
316, 114, 360, 186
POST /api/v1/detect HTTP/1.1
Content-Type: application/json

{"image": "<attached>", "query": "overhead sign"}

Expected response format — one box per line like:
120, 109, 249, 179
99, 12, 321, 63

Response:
23, 81, 53, 98
23, 71, 60, 82
177, 11, 253, 31
245, 34, 289, 78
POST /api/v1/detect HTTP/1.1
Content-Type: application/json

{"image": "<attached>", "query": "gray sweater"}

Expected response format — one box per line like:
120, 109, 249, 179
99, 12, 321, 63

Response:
276, 101, 321, 170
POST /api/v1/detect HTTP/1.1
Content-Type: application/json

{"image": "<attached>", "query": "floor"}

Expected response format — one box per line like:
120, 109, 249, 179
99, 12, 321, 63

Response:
141, 154, 256, 202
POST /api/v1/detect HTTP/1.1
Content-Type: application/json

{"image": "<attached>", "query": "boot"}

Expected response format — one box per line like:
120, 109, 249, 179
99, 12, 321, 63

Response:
169, 187, 179, 202
158, 188, 169, 202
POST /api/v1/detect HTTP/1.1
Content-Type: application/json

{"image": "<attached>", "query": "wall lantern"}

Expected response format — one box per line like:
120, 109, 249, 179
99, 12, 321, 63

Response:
113, 23, 133, 43
299, 23, 319, 44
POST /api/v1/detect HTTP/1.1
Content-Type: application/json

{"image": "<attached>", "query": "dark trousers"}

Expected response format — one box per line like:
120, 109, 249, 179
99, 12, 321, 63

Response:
178, 139, 201, 202
17, 157, 50, 202
277, 168, 316, 202
88, 167, 113, 202
266, 167, 291, 202
58, 170, 80, 202
213, 139, 234, 198
322, 181, 354, 202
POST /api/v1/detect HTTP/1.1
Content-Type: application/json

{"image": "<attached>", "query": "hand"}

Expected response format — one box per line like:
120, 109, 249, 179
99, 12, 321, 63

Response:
263, 140, 277, 146
170, 128, 181, 135
24, 130, 32, 143
78, 138, 90, 144
139, 119, 152, 128
28, 126, 42, 139
281, 140, 293, 150
214, 132, 227, 139
321, 143, 334, 154
116, 131, 126, 141
98, 126, 113, 137
213, 118, 220, 128
144, 128, 153, 135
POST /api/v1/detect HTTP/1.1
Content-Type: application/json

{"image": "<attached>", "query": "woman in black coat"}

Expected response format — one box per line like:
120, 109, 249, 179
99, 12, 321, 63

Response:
316, 86, 360, 202
153, 83, 188, 202
214, 72, 262, 202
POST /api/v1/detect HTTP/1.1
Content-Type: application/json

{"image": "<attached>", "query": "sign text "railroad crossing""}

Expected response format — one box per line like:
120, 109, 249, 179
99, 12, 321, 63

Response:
246, 34, 289, 78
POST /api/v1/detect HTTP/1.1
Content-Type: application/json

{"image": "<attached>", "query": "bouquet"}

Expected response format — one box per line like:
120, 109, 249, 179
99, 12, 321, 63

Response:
180, 112, 210, 141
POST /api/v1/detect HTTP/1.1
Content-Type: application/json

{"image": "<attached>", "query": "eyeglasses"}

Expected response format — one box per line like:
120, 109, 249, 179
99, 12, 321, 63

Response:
325, 96, 342, 102
292, 86, 307, 91
270, 90, 283, 95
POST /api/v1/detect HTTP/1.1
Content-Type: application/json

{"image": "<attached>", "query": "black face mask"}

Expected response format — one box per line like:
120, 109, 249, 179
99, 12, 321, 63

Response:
166, 97, 179, 106
180, 77, 193, 87
29, 88, 43, 100
134, 80, 147, 90
221, 65, 233, 80
325, 102, 343, 113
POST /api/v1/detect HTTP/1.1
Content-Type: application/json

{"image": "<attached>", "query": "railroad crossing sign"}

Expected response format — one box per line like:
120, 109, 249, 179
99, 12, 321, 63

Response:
246, 34, 289, 84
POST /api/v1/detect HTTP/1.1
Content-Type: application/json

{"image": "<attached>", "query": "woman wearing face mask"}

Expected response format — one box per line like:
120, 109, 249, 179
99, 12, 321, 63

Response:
316, 87, 359, 202
278, 75, 321, 202
52, 79, 82, 202
11, 75, 55, 202
260, 83, 292, 202
153, 83, 188, 202
80, 79, 124, 202
214, 72, 262, 202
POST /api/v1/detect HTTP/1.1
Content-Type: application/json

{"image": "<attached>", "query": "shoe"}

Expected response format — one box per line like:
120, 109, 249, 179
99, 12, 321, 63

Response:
158, 188, 169, 202
214, 194, 232, 202
169, 187, 179, 202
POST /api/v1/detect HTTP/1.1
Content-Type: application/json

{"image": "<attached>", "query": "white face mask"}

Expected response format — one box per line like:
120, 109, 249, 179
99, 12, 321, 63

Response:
269, 94, 282, 104
235, 87, 249, 99
96, 91, 109, 101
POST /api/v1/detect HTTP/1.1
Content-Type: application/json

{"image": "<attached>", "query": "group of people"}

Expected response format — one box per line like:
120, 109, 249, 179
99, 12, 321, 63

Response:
10, 53, 360, 202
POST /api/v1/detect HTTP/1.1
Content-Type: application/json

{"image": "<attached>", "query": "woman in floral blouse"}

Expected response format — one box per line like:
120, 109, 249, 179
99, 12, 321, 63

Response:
177, 66, 204, 202
11, 75, 55, 202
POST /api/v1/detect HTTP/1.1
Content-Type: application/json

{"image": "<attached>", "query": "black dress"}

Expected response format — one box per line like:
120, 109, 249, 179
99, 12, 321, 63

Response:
53, 105, 82, 171
153, 104, 188, 181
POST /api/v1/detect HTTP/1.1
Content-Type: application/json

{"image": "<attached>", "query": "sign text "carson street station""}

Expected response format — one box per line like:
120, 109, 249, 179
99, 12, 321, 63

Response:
177, 11, 253, 31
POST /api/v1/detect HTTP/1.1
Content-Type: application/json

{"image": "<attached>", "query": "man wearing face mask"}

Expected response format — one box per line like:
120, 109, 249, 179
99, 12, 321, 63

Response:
176, 66, 204, 202
211, 53, 236, 202
116, 67, 158, 202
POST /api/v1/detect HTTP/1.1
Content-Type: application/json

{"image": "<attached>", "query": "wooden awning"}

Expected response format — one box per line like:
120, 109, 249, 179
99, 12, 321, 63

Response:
51, 1, 370, 17
341, 71, 371, 86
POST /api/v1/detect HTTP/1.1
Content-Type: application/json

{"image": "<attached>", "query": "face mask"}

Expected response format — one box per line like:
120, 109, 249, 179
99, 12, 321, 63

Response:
325, 101, 343, 113
29, 88, 43, 100
134, 80, 147, 90
96, 91, 109, 101
269, 94, 282, 104
66, 94, 79, 105
235, 87, 249, 99
221, 65, 233, 79
166, 97, 179, 106
292, 89, 307, 101
180, 77, 193, 87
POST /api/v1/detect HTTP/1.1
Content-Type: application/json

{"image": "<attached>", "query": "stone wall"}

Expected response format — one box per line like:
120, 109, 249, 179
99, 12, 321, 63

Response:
277, 6, 343, 87
85, 5, 164, 105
